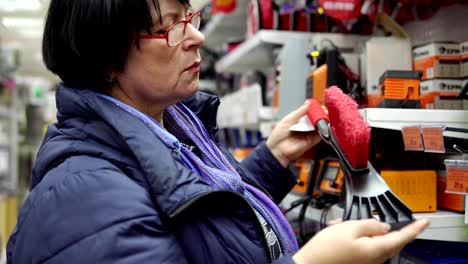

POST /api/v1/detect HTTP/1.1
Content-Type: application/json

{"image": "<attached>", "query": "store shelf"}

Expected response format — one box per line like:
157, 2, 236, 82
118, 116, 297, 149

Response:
215, 30, 313, 73
413, 210, 467, 242
360, 108, 468, 139
215, 30, 363, 73
202, 1, 249, 50
282, 193, 468, 242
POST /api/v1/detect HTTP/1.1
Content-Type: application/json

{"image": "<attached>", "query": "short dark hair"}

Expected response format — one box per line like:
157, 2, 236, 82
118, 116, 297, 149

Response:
42, 0, 190, 92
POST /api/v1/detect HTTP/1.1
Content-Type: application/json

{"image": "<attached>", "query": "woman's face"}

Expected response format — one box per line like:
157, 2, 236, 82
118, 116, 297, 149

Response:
114, 0, 204, 113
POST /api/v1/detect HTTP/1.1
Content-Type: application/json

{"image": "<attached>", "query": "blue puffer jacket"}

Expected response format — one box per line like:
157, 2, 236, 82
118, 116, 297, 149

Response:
7, 85, 297, 263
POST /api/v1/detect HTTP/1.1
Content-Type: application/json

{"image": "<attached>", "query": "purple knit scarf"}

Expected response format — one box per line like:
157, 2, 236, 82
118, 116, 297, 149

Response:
97, 94, 299, 254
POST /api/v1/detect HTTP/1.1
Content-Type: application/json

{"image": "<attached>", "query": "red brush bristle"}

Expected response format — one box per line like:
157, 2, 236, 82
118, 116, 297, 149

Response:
325, 86, 370, 169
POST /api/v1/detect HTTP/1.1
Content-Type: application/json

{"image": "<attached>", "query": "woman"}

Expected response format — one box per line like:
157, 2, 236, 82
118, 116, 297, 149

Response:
7, 0, 429, 263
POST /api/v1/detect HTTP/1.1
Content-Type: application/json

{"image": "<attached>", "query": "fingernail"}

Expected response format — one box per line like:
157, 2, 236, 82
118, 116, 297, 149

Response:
419, 218, 430, 227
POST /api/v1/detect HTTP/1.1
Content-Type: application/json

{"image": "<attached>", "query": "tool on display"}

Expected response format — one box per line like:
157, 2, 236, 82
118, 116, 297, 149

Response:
306, 86, 414, 229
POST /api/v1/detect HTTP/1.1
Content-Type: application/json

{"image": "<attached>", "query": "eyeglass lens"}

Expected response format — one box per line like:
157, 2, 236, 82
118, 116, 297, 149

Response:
167, 14, 201, 46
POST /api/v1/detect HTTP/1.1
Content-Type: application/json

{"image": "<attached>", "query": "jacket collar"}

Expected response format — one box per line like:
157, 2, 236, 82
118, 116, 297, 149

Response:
36, 84, 220, 217
182, 91, 220, 139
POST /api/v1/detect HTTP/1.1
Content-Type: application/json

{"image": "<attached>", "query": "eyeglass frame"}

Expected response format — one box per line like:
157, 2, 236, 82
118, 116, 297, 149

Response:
138, 11, 202, 47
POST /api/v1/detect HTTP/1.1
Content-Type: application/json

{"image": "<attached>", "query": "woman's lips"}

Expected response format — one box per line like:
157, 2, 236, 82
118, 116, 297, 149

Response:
184, 61, 201, 73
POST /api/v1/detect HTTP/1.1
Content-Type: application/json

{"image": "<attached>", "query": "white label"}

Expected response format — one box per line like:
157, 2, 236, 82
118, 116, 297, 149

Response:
427, 67, 434, 79
465, 196, 468, 224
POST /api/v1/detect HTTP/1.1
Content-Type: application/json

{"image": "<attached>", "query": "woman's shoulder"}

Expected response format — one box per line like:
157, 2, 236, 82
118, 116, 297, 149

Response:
8, 155, 160, 263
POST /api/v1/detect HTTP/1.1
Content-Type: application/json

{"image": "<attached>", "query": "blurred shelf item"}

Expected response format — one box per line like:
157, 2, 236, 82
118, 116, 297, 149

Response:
0, 75, 19, 194
259, 121, 275, 138
0, 105, 9, 118
360, 108, 468, 139
202, 0, 249, 50
282, 193, 468, 242
215, 30, 362, 73
217, 83, 272, 129
198, 79, 217, 93
192, 0, 210, 11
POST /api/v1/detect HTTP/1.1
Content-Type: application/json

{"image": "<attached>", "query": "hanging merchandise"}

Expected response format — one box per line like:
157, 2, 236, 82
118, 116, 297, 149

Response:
246, 0, 279, 38
278, 1, 330, 33
441, 0, 465, 6
278, 2, 296, 31
390, 0, 446, 24
211, 0, 237, 14
365, 0, 394, 23
318, 0, 362, 24
277, 2, 305, 32
304, 2, 331, 33
279, 11, 294, 31
414, 4, 441, 21
294, 9, 312, 32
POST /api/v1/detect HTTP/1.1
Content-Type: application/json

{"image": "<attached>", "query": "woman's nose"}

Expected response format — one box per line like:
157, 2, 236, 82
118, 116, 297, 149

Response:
182, 23, 205, 49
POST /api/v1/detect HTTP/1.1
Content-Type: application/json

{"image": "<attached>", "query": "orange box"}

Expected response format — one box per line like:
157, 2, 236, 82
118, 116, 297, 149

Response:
381, 170, 437, 213
307, 65, 327, 105
413, 43, 460, 80
419, 79, 463, 109
461, 41, 468, 78
370, 70, 422, 108
437, 174, 465, 212
292, 160, 314, 195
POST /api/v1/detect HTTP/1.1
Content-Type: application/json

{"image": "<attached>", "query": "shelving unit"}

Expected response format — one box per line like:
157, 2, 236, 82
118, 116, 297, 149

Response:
202, 0, 249, 51
0, 88, 19, 194
204, 6, 468, 245
282, 193, 468, 242
215, 30, 363, 73
215, 30, 313, 73
360, 108, 468, 139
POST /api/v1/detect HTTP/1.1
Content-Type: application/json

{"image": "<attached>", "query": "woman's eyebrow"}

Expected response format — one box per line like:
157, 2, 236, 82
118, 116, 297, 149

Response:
158, 11, 183, 25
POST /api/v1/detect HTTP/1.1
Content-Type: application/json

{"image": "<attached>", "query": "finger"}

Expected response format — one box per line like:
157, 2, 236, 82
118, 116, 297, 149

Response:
372, 219, 430, 254
350, 219, 391, 238
327, 218, 342, 226
307, 133, 321, 146
282, 100, 311, 123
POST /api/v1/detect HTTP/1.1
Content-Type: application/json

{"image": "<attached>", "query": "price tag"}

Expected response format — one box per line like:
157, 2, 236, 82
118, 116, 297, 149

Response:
421, 126, 445, 153
401, 126, 423, 151
446, 165, 468, 195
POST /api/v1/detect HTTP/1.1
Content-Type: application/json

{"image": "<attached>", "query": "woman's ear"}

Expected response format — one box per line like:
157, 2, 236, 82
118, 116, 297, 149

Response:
105, 70, 120, 88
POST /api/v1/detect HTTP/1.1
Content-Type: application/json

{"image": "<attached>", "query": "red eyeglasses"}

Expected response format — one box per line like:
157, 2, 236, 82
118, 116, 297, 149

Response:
139, 11, 202, 47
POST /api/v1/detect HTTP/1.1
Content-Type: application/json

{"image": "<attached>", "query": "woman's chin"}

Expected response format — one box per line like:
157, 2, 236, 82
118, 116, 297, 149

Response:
188, 78, 200, 93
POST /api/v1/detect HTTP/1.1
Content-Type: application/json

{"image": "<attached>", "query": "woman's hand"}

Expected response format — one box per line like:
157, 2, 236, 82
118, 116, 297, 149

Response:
292, 218, 430, 264
266, 100, 321, 168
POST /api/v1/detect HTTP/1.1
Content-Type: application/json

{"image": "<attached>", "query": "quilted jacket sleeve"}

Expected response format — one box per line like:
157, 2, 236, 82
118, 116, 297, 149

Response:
240, 142, 297, 204
7, 162, 187, 264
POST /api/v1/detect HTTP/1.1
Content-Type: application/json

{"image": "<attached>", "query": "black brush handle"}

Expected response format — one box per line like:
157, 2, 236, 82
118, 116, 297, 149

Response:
316, 119, 369, 176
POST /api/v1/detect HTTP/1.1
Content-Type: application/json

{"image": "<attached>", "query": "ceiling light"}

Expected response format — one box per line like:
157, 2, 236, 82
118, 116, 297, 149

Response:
0, 0, 41, 12
1, 17, 43, 28
18, 28, 43, 38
